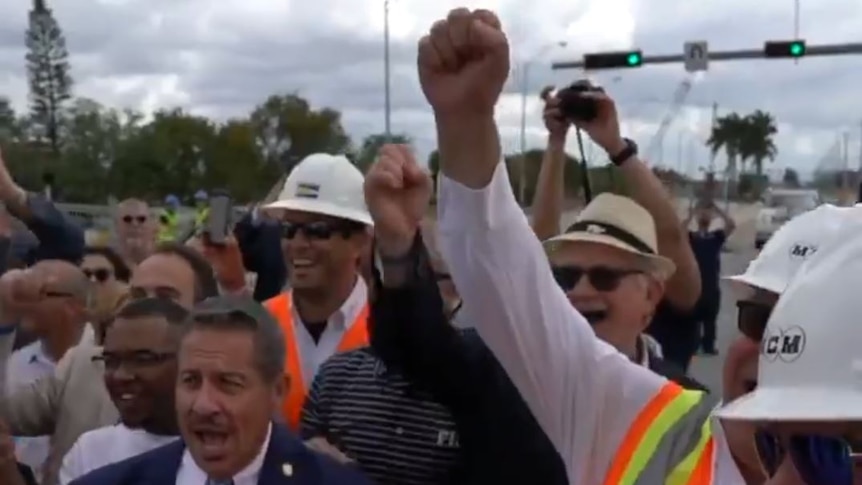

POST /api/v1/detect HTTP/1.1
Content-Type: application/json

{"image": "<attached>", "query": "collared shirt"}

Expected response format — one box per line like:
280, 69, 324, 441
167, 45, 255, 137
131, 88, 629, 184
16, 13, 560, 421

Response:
292, 278, 367, 388
300, 347, 460, 485
6, 325, 96, 479
175, 423, 271, 485
435, 164, 744, 484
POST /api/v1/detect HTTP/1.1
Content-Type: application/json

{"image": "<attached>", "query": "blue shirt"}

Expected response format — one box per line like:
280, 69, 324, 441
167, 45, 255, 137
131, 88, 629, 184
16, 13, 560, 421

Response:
689, 229, 726, 295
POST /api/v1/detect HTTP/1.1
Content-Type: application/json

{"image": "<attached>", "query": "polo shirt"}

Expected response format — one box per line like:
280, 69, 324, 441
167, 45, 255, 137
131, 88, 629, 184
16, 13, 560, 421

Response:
300, 347, 460, 485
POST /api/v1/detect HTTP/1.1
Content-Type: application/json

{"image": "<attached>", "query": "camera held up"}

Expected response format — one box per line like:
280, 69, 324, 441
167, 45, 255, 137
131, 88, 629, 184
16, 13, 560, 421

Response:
555, 80, 604, 123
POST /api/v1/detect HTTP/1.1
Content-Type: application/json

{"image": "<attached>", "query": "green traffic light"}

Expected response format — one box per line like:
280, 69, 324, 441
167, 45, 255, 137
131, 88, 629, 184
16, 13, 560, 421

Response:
626, 53, 641, 66
789, 42, 804, 56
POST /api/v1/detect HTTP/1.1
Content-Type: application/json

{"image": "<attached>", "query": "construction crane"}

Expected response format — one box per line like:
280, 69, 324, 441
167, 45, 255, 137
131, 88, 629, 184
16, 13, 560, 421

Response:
643, 77, 694, 165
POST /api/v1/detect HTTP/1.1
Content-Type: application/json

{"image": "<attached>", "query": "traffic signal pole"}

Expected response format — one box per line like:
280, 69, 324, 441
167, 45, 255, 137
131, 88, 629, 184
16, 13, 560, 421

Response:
551, 42, 862, 70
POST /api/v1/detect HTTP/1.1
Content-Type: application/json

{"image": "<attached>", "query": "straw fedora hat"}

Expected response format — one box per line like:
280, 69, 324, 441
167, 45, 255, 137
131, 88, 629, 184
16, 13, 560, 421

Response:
544, 193, 676, 278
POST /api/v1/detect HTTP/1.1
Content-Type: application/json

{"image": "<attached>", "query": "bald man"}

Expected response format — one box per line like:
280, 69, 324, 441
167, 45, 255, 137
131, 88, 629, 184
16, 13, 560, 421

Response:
0, 262, 114, 485
113, 199, 156, 267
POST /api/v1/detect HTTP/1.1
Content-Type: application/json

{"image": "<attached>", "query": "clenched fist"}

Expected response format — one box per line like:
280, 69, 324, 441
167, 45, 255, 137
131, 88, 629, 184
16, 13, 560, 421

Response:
0, 267, 60, 320
417, 8, 509, 117
364, 145, 432, 255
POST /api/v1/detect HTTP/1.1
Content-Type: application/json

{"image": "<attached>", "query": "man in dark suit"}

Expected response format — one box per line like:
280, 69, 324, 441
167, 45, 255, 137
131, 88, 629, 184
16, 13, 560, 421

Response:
70, 295, 371, 485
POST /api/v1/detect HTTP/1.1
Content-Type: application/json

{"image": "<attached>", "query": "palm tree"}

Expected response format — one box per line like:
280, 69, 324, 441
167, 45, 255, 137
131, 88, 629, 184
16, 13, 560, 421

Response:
706, 113, 747, 190
740, 110, 778, 175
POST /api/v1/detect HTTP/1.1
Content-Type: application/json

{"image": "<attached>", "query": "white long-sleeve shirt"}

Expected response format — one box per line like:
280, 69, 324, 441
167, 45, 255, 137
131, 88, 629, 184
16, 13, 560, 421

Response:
436, 162, 744, 484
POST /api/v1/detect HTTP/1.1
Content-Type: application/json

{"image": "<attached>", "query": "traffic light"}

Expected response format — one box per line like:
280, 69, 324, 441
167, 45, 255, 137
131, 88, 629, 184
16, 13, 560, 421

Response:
583, 50, 643, 69
764, 40, 806, 58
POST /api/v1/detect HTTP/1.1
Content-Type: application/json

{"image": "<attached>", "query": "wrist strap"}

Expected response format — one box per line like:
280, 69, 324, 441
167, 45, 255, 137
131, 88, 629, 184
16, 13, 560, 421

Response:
610, 138, 636, 166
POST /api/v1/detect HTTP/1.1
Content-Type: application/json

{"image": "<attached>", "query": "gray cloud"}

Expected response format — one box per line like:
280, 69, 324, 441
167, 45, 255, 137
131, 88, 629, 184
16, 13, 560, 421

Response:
0, 0, 859, 180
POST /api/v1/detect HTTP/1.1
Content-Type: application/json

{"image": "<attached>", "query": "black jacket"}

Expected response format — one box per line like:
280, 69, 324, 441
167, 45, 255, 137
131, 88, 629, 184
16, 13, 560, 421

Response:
233, 211, 287, 301
647, 351, 709, 392
370, 236, 568, 485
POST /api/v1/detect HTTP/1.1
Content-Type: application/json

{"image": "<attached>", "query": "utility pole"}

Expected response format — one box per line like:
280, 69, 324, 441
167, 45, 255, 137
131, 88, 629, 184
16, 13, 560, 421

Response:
517, 65, 529, 205
792, 0, 801, 66
516, 41, 566, 206
383, 0, 391, 140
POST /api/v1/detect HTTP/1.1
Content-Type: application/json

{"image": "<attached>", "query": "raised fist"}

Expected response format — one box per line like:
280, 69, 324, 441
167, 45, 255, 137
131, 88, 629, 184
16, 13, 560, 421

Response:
417, 8, 509, 117
0, 268, 58, 319
364, 145, 432, 255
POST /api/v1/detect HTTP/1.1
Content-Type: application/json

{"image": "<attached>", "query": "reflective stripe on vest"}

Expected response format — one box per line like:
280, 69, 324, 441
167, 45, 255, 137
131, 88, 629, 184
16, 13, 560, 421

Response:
264, 292, 369, 430
603, 383, 714, 485
667, 419, 715, 485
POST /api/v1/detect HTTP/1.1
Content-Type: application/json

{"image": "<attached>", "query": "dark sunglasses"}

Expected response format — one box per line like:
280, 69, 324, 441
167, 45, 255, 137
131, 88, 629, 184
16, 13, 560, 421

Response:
737, 300, 772, 342
755, 430, 860, 485
122, 215, 148, 224
551, 265, 642, 292
83, 268, 112, 283
281, 221, 358, 240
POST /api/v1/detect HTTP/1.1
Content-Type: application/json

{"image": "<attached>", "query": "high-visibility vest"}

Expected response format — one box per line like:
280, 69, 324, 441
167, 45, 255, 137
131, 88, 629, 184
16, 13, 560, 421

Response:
264, 292, 369, 430
157, 210, 179, 243
194, 207, 209, 231
603, 383, 715, 485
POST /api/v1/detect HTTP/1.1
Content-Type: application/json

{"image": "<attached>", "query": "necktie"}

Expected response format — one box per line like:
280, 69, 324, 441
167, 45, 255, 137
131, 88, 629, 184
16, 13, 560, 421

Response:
206, 479, 234, 485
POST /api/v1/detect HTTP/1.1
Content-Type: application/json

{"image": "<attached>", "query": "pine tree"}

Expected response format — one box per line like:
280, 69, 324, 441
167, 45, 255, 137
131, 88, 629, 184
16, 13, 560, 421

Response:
25, 0, 73, 155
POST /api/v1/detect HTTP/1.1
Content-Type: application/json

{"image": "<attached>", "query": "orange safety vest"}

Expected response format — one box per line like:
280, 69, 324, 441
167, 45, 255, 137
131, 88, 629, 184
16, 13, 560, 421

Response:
603, 383, 715, 485
264, 292, 370, 430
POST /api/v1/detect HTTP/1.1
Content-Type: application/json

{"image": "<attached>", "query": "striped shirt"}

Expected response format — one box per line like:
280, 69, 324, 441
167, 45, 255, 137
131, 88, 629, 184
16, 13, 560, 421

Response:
300, 347, 461, 485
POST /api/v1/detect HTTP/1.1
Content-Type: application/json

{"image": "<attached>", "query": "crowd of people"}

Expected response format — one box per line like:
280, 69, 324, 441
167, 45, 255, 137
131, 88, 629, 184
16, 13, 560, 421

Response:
0, 7, 858, 485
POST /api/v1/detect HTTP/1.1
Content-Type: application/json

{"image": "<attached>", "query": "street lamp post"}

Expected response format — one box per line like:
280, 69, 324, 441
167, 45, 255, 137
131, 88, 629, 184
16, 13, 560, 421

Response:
383, 0, 392, 140
517, 41, 566, 206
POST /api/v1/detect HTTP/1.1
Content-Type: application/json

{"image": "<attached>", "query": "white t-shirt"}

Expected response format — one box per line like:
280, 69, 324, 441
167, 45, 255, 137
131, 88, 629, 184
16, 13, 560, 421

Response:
59, 424, 178, 484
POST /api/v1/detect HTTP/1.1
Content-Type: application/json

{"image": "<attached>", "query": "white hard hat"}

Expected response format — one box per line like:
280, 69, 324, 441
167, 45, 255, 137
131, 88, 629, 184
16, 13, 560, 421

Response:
262, 153, 372, 226
716, 208, 862, 421
725, 204, 853, 295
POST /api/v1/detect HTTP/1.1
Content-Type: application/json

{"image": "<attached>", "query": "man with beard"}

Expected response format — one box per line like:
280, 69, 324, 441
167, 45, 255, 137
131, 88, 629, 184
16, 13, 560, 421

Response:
59, 298, 188, 484
259, 154, 373, 431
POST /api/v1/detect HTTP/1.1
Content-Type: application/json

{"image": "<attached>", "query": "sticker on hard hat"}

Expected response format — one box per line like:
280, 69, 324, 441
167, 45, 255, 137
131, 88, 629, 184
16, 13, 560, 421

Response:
761, 326, 806, 362
295, 182, 320, 199
789, 243, 816, 259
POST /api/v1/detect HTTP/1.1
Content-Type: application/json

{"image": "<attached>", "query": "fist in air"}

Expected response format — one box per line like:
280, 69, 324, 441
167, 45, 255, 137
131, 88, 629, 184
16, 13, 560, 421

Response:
364, 145, 432, 255
417, 8, 510, 117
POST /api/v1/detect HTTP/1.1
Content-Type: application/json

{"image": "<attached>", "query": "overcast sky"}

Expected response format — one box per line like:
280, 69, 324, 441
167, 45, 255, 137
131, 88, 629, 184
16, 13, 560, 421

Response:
1, 0, 860, 177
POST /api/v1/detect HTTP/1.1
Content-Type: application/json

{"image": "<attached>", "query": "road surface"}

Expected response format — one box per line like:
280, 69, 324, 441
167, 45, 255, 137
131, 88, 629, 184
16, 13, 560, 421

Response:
687, 247, 756, 394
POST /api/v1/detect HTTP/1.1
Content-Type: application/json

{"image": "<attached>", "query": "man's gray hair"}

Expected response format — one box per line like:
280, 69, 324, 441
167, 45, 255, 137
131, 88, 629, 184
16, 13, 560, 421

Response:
183, 295, 285, 384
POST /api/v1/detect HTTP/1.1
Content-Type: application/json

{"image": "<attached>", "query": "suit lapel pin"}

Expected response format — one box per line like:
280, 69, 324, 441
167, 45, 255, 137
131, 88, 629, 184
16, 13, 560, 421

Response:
282, 463, 293, 477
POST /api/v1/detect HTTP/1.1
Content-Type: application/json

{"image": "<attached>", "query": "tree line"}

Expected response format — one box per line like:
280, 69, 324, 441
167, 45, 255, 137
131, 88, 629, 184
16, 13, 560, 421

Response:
4, 0, 777, 206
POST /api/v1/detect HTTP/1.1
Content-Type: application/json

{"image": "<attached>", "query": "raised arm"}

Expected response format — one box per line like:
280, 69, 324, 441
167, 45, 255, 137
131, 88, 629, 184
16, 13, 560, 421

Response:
412, 10, 672, 479
369, 231, 480, 411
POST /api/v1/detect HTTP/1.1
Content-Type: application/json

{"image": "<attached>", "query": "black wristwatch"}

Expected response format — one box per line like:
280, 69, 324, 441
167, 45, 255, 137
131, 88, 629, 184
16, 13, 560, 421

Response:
609, 138, 638, 166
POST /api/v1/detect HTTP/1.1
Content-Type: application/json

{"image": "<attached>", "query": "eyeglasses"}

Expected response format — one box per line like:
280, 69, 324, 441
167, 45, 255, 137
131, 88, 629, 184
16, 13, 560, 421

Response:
94, 350, 176, 371
83, 268, 112, 283
281, 221, 358, 240
551, 265, 642, 292
737, 300, 772, 342
122, 215, 148, 225
755, 430, 860, 485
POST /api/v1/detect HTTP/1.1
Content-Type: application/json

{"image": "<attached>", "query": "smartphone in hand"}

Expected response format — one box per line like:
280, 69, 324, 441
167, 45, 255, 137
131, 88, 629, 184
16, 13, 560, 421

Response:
206, 190, 232, 245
